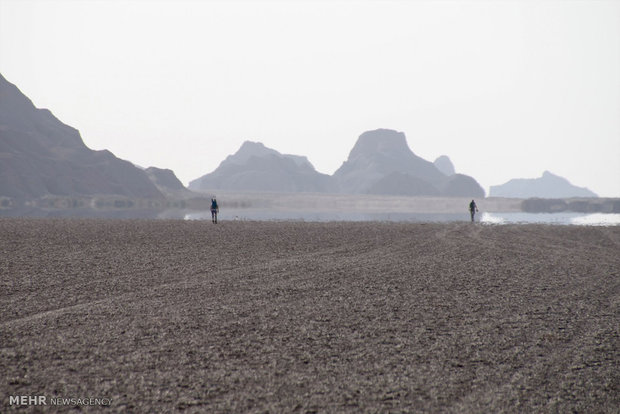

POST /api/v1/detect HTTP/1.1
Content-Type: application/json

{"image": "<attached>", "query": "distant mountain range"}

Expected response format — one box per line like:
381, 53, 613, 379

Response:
490, 171, 597, 198
190, 129, 485, 198
0, 73, 179, 201
1, 73, 601, 205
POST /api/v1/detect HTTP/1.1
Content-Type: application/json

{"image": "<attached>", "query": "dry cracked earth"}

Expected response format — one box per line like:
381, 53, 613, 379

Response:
1, 218, 619, 412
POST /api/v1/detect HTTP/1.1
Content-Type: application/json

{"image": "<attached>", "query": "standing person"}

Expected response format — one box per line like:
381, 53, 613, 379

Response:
469, 199, 478, 222
210, 197, 219, 224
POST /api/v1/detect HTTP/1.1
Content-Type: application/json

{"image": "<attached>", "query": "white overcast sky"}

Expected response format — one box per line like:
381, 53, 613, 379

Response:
1, 0, 619, 196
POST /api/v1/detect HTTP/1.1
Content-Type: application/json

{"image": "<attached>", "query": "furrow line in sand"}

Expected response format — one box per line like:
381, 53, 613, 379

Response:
3, 232, 438, 329
0, 240, 387, 328
6, 224, 615, 329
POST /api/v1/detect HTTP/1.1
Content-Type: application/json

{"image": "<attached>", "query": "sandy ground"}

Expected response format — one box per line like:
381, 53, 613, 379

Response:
1, 219, 618, 413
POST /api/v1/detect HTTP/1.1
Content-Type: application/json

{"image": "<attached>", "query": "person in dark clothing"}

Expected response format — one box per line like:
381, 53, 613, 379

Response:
469, 199, 478, 222
210, 197, 219, 224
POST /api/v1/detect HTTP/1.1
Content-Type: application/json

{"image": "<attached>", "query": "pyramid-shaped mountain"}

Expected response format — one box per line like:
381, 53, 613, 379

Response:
0, 73, 164, 201
490, 171, 597, 198
333, 129, 484, 197
188, 141, 334, 193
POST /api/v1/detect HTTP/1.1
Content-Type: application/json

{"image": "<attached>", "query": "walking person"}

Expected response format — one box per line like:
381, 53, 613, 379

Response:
210, 197, 219, 224
469, 199, 478, 222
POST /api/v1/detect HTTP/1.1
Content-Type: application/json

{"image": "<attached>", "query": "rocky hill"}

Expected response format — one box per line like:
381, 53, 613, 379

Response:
333, 129, 485, 197
490, 171, 597, 198
188, 141, 334, 193
144, 167, 192, 198
434, 155, 455, 176
0, 73, 164, 201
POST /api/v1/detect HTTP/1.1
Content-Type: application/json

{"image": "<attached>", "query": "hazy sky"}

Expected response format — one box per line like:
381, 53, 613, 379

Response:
1, 0, 619, 196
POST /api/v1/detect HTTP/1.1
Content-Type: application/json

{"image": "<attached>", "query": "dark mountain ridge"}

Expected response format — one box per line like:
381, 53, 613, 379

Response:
0, 73, 165, 201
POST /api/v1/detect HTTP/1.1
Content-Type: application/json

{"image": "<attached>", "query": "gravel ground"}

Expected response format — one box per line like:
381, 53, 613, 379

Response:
1, 219, 618, 413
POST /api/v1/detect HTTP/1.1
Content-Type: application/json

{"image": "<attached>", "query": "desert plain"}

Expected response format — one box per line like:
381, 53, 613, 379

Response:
1, 218, 618, 412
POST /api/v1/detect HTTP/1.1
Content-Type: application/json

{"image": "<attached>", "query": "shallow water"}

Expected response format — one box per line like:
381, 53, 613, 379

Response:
184, 209, 620, 226
481, 212, 620, 226
3, 206, 618, 225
